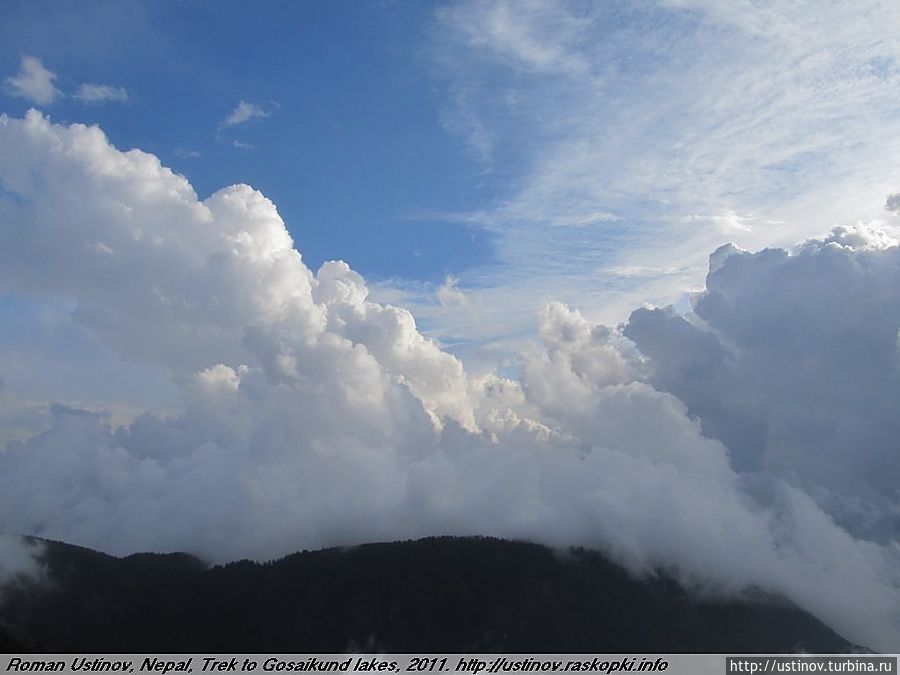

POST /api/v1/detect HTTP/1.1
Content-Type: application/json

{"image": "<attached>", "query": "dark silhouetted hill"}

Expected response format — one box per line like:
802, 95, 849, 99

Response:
0, 626, 29, 653
0, 536, 856, 653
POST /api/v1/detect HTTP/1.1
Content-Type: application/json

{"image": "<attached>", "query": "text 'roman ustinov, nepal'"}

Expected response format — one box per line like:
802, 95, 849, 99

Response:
3, 659, 406, 675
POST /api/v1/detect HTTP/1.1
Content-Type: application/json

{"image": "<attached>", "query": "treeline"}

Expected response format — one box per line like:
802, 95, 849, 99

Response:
0, 536, 855, 653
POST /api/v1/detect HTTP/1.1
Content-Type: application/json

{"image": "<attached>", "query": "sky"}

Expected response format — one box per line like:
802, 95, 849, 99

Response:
2, 0, 900, 653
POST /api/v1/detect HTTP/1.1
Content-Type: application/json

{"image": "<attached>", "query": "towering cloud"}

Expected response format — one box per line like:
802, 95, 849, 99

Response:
625, 226, 900, 538
0, 111, 898, 651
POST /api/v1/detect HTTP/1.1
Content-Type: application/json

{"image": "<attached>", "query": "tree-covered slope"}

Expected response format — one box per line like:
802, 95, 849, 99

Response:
0, 536, 856, 653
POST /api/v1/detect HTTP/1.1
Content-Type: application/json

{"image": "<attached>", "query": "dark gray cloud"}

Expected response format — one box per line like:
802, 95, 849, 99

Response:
625, 227, 900, 538
887, 193, 900, 213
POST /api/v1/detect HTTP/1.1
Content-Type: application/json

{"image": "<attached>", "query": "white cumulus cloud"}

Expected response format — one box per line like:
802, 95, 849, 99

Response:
0, 112, 899, 651
4, 56, 60, 105
624, 224, 900, 540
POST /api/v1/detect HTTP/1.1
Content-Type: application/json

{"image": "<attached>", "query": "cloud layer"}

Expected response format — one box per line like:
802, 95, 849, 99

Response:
1, 112, 899, 651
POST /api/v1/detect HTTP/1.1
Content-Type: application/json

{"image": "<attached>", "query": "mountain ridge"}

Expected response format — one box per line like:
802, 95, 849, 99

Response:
0, 536, 858, 653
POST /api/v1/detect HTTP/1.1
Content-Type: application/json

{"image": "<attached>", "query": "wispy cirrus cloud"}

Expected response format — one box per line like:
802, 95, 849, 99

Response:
220, 100, 270, 129
417, 0, 900, 350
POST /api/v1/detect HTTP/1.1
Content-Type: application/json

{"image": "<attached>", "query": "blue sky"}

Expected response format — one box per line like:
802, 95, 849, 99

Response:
0, 1, 492, 282
4, 0, 900, 374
